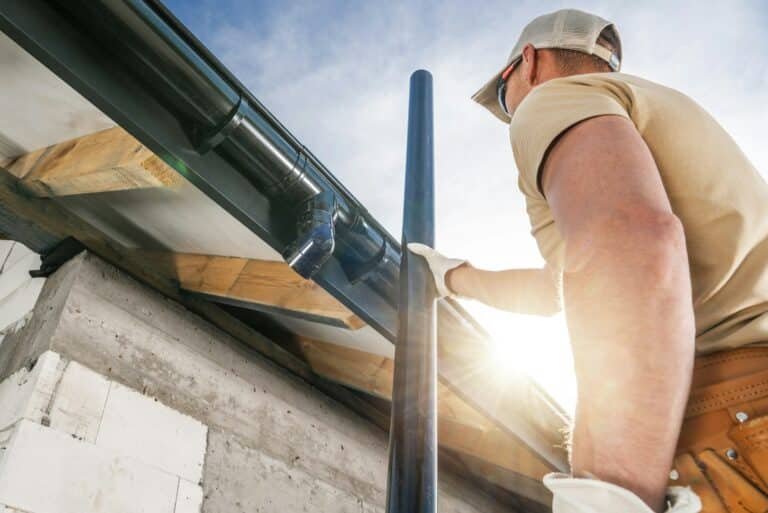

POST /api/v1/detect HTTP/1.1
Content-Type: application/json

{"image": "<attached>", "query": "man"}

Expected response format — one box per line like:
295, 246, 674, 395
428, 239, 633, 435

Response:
410, 8, 768, 513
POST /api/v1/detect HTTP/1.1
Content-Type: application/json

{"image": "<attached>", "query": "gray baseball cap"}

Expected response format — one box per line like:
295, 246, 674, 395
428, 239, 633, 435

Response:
472, 9, 622, 122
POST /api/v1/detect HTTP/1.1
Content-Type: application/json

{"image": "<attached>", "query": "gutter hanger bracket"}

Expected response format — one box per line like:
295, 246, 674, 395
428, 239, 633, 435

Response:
344, 237, 388, 284
195, 96, 247, 154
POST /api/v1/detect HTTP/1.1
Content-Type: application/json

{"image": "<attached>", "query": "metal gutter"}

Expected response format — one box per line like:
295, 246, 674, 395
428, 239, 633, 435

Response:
0, 0, 569, 472
0, 0, 400, 337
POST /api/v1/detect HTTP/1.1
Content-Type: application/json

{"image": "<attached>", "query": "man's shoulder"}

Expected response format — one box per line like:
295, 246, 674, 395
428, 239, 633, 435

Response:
507, 73, 636, 200
539, 72, 663, 90
509, 73, 635, 134
517, 72, 674, 106
510, 72, 688, 136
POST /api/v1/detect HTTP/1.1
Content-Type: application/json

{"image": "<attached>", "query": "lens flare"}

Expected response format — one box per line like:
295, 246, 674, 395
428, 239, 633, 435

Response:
461, 301, 577, 415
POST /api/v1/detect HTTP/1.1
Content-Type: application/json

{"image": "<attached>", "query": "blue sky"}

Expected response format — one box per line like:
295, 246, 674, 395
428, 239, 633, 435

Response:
165, 0, 768, 409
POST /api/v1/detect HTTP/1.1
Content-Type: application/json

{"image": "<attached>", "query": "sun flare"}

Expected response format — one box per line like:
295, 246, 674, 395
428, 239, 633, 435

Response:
462, 301, 577, 415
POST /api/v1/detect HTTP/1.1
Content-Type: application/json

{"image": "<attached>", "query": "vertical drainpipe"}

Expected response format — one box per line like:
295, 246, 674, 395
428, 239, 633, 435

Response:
386, 70, 438, 513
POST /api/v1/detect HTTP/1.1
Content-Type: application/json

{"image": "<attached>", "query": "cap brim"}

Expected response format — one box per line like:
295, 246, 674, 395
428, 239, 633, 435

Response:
471, 64, 512, 124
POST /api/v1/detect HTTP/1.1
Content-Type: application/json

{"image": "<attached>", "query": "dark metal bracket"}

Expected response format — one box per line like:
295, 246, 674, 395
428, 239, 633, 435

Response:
346, 238, 388, 284
195, 96, 247, 154
29, 237, 85, 278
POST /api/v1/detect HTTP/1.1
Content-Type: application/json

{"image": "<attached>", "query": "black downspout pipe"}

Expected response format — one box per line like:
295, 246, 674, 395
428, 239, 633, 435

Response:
386, 70, 437, 513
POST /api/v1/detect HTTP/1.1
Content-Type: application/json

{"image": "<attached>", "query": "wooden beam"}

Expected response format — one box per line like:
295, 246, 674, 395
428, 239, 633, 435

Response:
139, 252, 365, 330
455, 452, 553, 509
299, 337, 489, 428
438, 419, 553, 484
299, 337, 393, 399
4, 127, 182, 197
0, 201, 60, 252
298, 337, 554, 482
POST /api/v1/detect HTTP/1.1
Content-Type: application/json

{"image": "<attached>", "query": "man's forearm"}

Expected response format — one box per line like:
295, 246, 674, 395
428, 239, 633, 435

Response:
566, 214, 695, 512
447, 265, 560, 315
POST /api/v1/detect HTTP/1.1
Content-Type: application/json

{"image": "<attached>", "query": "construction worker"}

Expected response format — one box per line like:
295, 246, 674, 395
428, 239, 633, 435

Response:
410, 8, 768, 513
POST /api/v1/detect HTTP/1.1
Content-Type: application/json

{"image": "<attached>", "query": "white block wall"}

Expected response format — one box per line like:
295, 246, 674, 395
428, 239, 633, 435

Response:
0, 351, 207, 513
0, 242, 45, 337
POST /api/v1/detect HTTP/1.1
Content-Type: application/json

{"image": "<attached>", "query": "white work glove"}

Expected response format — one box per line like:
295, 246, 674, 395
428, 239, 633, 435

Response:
544, 473, 701, 513
406, 243, 467, 299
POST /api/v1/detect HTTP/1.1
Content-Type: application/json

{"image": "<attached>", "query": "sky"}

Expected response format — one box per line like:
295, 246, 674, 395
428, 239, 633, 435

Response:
165, 0, 768, 411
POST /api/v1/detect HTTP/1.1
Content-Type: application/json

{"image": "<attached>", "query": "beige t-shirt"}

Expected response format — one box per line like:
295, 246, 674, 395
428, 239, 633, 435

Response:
509, 72, 768, 354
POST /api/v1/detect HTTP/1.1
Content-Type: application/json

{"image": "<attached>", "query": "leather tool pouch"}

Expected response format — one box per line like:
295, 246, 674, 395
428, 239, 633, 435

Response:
674, 348, 768, 512
730, 416, 768, 489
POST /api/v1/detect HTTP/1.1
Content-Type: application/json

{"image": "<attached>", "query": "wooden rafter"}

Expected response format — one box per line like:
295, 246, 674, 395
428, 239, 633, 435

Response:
457, 452, 553, 507
4, 127, 182, 197
299, 337, 394, 399
139, 252, 365, 330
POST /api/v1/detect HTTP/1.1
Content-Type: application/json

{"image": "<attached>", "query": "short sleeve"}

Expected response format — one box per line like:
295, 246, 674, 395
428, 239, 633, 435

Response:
509, 76, 631, 199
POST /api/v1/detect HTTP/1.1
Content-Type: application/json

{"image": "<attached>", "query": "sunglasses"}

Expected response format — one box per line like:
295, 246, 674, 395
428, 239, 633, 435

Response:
496, 57, 521, 117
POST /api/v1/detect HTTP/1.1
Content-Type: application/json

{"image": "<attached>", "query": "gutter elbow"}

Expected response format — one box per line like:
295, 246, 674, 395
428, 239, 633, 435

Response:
284, 190, 337, 278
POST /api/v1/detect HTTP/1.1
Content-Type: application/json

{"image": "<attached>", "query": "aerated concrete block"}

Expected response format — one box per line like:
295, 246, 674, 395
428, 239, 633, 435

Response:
49, 360, 110, 443
0, 350, 62, 430
175, 479, 204, 513
0, 420, 179, 513
96, 380, 207, 483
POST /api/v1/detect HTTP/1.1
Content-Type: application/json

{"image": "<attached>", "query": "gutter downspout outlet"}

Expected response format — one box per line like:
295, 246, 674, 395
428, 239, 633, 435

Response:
284, 190, 337, 278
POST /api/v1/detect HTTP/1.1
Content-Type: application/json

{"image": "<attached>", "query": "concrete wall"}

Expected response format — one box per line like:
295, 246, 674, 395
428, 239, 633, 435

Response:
0, 252, 514, 513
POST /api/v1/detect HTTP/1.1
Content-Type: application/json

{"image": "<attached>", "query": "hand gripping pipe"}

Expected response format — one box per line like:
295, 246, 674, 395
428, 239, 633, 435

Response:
386, 70, 437, 513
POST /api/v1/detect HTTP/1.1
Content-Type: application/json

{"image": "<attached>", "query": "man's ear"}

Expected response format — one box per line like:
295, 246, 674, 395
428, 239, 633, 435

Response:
521, 44, 537, 85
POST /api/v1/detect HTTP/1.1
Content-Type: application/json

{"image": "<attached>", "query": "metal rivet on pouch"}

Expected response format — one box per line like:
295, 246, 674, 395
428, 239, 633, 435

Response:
669, 469, 679, 481
736, 411, 749, 423
726, 448, 738, 460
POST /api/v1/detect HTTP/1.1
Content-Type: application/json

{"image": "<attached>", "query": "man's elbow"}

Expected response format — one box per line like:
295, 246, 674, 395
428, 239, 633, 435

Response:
636, 212, 690, 286
565, 209, 695, 363
631, 211, 689, 285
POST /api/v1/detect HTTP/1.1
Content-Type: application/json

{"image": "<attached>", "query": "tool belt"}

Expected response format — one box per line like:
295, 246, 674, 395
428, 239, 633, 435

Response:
673, 347, 768, 512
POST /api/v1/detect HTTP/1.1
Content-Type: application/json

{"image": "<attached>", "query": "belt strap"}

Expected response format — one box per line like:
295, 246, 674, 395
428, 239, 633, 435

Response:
687, 347, 768, 418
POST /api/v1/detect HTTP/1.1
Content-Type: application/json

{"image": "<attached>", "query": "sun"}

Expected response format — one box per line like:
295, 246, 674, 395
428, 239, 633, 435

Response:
460, 300, 578, 415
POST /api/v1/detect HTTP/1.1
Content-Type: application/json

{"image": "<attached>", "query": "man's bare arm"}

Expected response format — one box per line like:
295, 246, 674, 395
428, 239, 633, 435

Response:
447, 265, 561, 316
541, 115, 695, 511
